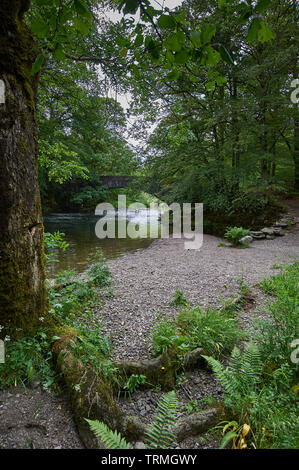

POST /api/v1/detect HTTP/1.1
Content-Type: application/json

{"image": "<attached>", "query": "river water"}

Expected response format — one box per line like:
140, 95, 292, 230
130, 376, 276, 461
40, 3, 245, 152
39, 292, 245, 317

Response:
43, 209, 161, 277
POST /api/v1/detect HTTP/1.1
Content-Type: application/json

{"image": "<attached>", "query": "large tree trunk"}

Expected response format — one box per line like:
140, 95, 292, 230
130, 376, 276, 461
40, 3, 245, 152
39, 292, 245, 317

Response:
294, 116, 299, 191
0, 0, 47, 338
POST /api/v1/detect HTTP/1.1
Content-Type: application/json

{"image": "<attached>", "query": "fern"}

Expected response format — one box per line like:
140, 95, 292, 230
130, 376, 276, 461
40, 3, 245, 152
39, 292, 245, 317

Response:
85, 419, 131, 449
145, 390, 179, 449
203, 342, 263, 399
86, 390, 179, 449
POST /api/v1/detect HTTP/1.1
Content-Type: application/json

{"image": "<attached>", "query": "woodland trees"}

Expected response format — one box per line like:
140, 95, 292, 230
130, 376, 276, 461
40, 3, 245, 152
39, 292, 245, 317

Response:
0, 0, 289, 336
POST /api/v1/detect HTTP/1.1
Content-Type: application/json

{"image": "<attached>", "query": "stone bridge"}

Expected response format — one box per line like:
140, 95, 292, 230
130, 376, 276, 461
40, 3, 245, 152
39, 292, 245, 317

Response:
98, 175, 135, 189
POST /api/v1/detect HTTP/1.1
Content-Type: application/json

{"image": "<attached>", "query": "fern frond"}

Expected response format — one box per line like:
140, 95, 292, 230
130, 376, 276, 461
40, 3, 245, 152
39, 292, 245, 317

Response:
145, 390, 179, 449
85, 419, 130, 449
229, 346, 242, 374
202, 355, 239, 395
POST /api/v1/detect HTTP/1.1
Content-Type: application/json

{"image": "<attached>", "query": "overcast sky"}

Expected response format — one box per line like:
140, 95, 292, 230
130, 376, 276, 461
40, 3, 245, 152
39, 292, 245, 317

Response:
104, 0, 184, 148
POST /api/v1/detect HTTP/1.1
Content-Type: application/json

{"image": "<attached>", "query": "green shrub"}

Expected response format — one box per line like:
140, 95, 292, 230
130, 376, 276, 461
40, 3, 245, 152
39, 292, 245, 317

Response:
44, 231, 69, 264
87, 262, 111, 287
224, 227, 250, 246
122, 374, 147, 398
0, 330, 60, 391
55, 269, 78, 285
150, 317, 187, 357
177, 307, 241, 357
171, 289, 189, 308
258, 262, 299, 372
205, 263, 299, 449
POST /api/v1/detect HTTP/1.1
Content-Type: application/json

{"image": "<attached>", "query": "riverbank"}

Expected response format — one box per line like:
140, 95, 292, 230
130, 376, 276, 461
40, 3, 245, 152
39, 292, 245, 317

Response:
97, 226, 299, 361
1, 207, 298, 449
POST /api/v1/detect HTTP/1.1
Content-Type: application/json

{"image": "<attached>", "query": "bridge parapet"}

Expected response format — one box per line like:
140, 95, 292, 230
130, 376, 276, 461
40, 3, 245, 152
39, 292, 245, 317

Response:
98, 175, 135, 189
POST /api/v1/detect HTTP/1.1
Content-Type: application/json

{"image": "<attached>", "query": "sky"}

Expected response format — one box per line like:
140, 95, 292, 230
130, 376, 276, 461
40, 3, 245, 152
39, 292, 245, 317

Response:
104, 0, 184, 148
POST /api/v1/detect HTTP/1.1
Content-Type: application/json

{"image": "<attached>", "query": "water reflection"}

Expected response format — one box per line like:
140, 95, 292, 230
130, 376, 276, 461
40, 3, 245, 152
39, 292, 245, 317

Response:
43, 210, 161, 277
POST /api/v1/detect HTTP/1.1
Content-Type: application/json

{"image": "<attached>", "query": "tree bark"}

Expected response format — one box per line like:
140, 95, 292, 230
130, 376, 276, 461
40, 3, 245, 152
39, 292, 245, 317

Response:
0, 0, 47, 338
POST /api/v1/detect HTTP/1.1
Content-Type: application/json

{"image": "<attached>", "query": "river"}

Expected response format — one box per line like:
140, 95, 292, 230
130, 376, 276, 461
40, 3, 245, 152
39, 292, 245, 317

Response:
43, 209, 161, 277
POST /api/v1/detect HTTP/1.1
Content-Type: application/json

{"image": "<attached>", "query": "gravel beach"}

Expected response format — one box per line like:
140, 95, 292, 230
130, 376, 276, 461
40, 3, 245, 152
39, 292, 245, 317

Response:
97, 227, 299, 361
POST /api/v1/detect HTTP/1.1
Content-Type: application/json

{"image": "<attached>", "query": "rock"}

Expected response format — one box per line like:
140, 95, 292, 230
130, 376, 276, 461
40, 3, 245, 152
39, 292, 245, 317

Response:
175, 409, 219, 442
123, 415, 147, 441
261, 228, 275, 236
249, 231, 266, 239
134, 441, 147, 449
275, 221, 288, 228
239, 235, 253, 246
273, 227, 285, 236
183, 348, 205, 369
266, 235, 275, 240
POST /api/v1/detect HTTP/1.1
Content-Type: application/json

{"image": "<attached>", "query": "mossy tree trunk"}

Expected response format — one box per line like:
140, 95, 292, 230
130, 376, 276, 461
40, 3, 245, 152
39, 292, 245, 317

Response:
0, 0, 47, 338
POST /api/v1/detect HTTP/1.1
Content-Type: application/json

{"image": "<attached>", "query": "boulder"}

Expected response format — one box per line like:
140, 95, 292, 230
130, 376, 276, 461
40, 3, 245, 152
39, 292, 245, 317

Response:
273, 227, 285, 236
175, 409, 219, 442
275, 221, 288, 228
134, 441, 147, 449
239, 235, 253, 246
266, 235, 275, 240
261, 227, 275, 236
249, 231, 266, 239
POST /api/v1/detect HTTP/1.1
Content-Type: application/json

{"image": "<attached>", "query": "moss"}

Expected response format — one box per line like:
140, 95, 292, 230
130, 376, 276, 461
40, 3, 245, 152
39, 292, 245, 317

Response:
52, 334, 126, 448
117, 352, 179, 391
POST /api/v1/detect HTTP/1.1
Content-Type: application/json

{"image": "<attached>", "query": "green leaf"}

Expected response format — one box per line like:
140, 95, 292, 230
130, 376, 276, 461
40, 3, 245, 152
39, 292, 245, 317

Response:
200, 24, 216, 45
73, 0, 91, 18
166, 32, 185, 52
257, 21, 276, 42
254, 0, 272, 13
205, 47, 221, 66
246, 18, 261, 43
157, 15, 176, 30
219, 45, 234, 64
53, 43, 65, 61
220, 431, 238, 449
122, 0, 139, 15
30, 53, 45, 75
73, 17, 89, 34
31, 17, 49, 38
134, 34, 143, 47
205, 80, 215, 91
190, 31, 201, 48
116, 35, 130, 47
166, 69, 180, 81
216, 75, 227, 86
174, 49, 189, 65
120, 48, 128, 57
238, 6, 253, 25
189, 74, 200, 82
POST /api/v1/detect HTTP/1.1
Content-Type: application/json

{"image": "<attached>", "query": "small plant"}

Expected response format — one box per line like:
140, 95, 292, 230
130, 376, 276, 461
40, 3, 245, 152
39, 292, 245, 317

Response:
182, 399, 201, 414
0, 330, 60, 391
55, 269, 77, 285
44, 231, 69, 264
218, 242, 227, 247
87, 261, 111, 288
237, 277, 250, 297
171, 289, 189, 308
150, 317, 186, 357
122, 374, 146, 398
145, 390, 179, 449
177, 307, 241, 358
218, 421, 251, 449
201, 396, 218, 407
86, 420, 130, 449
224, 227, 250, 246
